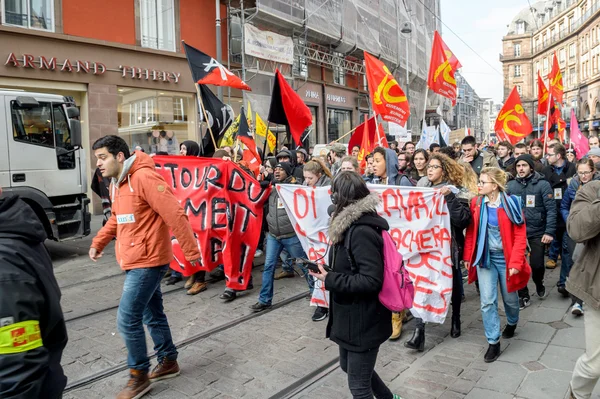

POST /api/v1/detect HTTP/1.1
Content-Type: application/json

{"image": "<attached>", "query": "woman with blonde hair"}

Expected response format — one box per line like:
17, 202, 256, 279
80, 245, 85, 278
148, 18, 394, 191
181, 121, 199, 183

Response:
458, 161, 479, 197
303, 158, 332, 188
463, 167, 531, 363
405, 153, 471, 351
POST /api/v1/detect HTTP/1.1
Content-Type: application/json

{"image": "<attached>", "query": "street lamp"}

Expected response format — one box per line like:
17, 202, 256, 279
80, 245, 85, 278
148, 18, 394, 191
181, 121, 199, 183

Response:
400, 21, 413, 130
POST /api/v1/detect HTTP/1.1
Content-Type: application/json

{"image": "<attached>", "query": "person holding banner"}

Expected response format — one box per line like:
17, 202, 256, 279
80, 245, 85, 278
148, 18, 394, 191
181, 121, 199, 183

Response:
309, 171, 400, 399
405, 154, 472, 351
251, 162, 313, 312
464, 167, 531, 363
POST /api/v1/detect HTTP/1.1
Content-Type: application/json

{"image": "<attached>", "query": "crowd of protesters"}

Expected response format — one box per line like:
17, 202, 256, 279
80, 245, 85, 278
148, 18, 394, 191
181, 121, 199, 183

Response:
5, 130, 600, 399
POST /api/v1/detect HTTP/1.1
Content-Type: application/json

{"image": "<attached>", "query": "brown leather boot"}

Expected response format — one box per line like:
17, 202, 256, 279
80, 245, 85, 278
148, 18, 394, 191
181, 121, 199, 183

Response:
389, 311, 404, 340
149, 359, 181, 382
116, 369, 151, 399
184, 276, 195, 290
187, 281, 207, 295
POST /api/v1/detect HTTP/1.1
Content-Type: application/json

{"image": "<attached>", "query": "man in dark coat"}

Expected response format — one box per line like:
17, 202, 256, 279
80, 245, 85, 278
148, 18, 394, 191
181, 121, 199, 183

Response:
507, 154, 556, 308
0, 187, 68, 399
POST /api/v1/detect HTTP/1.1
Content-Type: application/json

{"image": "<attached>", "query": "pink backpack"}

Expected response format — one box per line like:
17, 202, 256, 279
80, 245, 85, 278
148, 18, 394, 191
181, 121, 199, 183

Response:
344, 227, 415, 312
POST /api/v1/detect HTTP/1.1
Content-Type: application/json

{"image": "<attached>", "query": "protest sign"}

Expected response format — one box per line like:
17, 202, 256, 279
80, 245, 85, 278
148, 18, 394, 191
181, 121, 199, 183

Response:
154, 156, 271, 290
277, 184, 452, 324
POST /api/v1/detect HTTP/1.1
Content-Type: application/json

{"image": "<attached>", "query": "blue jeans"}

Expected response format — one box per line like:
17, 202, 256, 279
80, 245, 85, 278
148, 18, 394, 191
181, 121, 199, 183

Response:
280, 250, 294, 273
117, 265, 178, 372
477, 251, 520, 344
258, 234, 312, 305
556, 228, 573, 286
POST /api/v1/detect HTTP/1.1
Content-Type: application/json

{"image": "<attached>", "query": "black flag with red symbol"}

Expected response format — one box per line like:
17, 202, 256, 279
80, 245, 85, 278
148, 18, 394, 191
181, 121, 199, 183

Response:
237, 108, 260, 164
183, 41, 251, 91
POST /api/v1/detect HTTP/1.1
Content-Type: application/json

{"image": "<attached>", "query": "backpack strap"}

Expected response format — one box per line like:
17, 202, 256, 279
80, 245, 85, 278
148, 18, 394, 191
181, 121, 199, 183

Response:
343, 225, 359, 275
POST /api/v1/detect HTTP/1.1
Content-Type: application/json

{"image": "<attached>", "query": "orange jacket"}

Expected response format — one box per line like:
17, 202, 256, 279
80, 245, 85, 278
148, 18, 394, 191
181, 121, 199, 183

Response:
91, 151, 200, 270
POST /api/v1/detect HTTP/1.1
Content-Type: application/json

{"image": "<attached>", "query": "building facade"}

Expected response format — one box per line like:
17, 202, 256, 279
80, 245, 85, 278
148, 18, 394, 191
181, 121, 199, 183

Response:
451, 71, 485, 141
501, 0, 600, 140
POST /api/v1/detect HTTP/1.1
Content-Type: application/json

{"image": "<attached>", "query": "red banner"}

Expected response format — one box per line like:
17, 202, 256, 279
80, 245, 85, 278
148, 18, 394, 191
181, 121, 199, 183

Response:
154, 156, 271, 290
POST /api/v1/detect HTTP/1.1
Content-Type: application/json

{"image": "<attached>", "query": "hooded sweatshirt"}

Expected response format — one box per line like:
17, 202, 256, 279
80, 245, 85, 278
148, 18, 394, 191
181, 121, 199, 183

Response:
91, 151, 200, 269
0, 196, 68, 398
368, 149, 400, 185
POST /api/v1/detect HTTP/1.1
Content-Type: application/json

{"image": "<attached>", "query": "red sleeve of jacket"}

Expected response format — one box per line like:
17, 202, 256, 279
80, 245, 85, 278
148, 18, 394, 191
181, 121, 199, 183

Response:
91, 213, 117, 252
141, 171, 201, 261
463, 197, 477, 264
507, 214, 528, 272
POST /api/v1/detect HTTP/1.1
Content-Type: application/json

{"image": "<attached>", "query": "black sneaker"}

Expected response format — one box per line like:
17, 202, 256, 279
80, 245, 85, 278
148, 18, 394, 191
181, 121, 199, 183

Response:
210, 268, 225, 282
557, 285, 569, 298
250, 302, 272, 312
165, 276, 182, 286
502, 324, 517, 339
519, 297, 531, 310
312, 306, 328, 321
219, 290, 236, 302
484, 343, 501, 363
537, 287, 549, 300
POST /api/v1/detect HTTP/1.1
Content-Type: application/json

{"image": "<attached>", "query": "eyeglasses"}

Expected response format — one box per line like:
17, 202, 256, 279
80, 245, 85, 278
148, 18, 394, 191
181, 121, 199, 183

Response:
477, 181, 493, 186
427, 165, 442, 170
578, 171, 593, 176
545, 153, 556, 158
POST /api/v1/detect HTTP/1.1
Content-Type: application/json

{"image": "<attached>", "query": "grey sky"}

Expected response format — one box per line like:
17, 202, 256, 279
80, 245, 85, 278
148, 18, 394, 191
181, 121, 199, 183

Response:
440, 0, 528, 103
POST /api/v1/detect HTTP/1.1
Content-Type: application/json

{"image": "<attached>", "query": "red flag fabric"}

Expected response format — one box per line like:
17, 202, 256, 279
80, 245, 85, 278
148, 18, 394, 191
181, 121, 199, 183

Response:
495, 86, 533, 145
537, 71, 550, 115
427, 30, 462, 105
376, 123, 389, 148
364, 52, 410, 127
153, 156, 271, 290
183, 42, 251, 91
548, 53, 564, 104
348, 117, 377, 152
357, 116, 373, 169
267, 69, 312, 146
570, 109, 590, 159
236, 108, 260, 164
551, 106, 566, 142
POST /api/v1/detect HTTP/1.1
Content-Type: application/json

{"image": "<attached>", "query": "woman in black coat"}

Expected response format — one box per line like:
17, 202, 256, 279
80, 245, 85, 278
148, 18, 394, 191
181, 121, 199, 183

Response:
310, 171, 399, 399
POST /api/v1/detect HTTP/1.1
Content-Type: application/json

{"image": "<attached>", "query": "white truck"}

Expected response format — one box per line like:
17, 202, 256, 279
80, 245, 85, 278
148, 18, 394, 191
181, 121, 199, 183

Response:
0, 89, 91, 241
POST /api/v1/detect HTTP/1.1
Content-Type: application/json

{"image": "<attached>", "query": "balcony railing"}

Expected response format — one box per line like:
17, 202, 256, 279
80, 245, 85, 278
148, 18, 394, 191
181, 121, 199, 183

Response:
499, 50, 532, 61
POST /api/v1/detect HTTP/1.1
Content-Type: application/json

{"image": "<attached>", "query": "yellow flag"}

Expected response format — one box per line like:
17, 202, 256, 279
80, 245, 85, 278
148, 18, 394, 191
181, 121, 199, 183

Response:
247, 100, 253, 123
266, 130, 277, 153
255, 113, 268, 138
219, 114, 240, 147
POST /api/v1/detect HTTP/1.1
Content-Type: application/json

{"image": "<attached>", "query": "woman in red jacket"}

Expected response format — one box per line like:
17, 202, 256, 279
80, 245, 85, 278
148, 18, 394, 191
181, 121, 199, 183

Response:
464, 167, 531, 363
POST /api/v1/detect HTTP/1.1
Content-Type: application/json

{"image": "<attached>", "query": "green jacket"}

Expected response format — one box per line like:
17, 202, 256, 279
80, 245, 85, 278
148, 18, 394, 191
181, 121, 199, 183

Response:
566, 180, 600, 310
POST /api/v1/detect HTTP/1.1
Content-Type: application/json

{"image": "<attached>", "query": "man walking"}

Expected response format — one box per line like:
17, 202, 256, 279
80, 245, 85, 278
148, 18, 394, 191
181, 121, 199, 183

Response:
497, 141, 516, 171
89, 136, 200, 399
567, 180, 600, 398
0, 186, 68, 399
460, 136, 499, 176
507, 154, 556, 308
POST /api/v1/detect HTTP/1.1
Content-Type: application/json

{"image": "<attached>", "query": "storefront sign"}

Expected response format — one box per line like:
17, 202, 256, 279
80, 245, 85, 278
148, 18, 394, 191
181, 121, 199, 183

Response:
119, 66, 180, 83
4, 53, 181, 83
244, 24, 294, 65
5, 53, 106, 74
326, 93, 346, 103
305, 90, 319, 99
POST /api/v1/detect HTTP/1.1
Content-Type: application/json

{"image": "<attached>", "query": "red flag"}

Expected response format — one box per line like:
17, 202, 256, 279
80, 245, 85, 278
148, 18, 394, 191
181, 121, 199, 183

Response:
428, 31, 462, 105
267, 69, 312, 146
537, 71, 550, 115
548, 53, 564, 104
236, 108, 260, 165
494, 87, 533, 145
357, 116, 373, 169
183, 42, 251, 91
570, 109, 590, 159
376, 123, 389, 148
364, 52, 410, 127
348, 117, 377, 151
552, 106, 566, 142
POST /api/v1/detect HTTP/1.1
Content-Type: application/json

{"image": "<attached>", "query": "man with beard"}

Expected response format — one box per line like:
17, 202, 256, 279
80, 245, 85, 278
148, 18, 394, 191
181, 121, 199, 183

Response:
497, 141, 516, 171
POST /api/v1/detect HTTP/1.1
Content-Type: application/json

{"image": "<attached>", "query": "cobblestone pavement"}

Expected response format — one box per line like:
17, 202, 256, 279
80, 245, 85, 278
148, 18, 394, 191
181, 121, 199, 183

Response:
52, 217, 599, 398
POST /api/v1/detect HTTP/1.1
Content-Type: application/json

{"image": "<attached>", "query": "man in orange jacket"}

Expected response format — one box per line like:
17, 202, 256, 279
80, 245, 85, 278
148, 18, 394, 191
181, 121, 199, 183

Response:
89, 136, 200, 399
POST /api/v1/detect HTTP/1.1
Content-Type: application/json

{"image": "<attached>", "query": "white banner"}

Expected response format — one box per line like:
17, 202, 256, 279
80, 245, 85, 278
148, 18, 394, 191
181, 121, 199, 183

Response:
277, 184, 453, 324
244, 24, 294, 65
389, 122, 412, 142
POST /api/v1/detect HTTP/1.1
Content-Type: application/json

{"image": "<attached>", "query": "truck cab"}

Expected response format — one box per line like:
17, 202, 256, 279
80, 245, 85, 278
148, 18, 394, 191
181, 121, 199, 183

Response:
0, 90, 91, 241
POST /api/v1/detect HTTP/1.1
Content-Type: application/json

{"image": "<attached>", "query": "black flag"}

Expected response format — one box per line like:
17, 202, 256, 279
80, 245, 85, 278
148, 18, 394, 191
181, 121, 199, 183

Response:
183, 42, 251, 90
198, 84, 234, 156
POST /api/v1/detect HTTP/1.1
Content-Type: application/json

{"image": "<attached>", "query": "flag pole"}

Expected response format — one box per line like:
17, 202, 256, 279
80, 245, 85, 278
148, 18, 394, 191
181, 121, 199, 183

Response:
422, 88, 429, 143
543, 91, 553, 157
195, 83, 218, 150
333, 125, 360, 143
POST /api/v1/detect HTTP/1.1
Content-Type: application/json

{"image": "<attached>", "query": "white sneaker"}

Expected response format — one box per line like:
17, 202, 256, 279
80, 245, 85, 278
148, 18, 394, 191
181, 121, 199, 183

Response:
571, 303, 584, 316
254, 249, 264, 258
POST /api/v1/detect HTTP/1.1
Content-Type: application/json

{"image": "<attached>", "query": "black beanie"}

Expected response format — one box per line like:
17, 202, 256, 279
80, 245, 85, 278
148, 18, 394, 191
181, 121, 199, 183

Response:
275, 162, 293, 177
515, 154, 535, 170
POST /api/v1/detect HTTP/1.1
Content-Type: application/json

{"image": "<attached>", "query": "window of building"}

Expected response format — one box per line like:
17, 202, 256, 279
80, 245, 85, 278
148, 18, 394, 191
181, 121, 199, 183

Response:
140, 0, 176, 52
327, 108, 351, 143
514, 43, 521, 57
559, 22, 565, 36
516, 85, 522, 96
593, 55, 598, 74
2, 0, 54, 31
544, 57, 549, 72
569, 67, 576, 86
560, 48, 566, 64
536, 61, 540, 72
516, 21, 525, 34
569, 15, 575, 32
514, 65, 522, 77
550, 27, 555, 41
118, 88, 197, 154
570, 42, 576, 58
333, 53, 345, 86
543, 33, 548, 47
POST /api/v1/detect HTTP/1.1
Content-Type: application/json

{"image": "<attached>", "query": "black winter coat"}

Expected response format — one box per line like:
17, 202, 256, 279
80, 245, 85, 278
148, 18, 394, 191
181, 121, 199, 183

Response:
507, 172, 557, 238
325, 193, 392, 352
0, 196, 68, 399
542, 161, 577, 228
